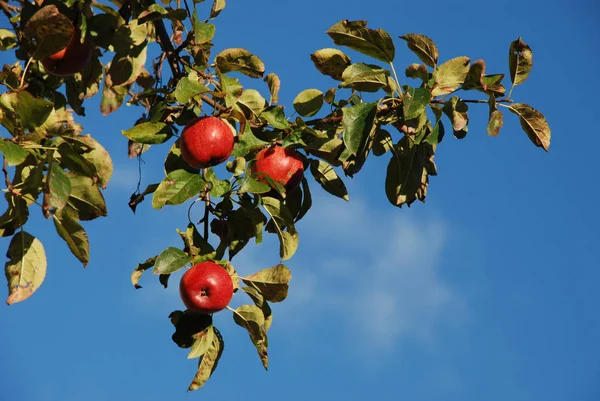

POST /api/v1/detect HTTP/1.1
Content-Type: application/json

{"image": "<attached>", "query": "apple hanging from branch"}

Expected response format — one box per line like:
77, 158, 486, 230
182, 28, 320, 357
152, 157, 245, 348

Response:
179, 262, 234, 314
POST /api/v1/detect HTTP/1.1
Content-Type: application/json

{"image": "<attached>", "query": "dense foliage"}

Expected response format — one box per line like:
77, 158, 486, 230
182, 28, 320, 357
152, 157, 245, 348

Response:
0, 0, 550, 391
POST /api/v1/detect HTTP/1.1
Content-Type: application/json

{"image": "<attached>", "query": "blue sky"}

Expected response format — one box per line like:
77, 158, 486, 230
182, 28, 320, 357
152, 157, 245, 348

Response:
1, 0, 599, 400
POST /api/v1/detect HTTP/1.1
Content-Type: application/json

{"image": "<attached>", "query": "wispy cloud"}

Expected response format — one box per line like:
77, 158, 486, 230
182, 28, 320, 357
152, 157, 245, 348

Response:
279, 194, 466, 354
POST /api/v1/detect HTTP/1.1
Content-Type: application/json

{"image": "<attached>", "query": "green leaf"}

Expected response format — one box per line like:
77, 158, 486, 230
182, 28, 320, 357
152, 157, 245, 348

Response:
205, 168, 231, 198
509, 37, 533, 86
64, 172, 107, 221
0, 140, 26, 166
400, 34, 439, 68
262, 197, 298, 260
0, 29, 17, 50
231, 124, 269, 158
326, 20, 395, 63
293, 89, 323, 117
154, 247, 190, 274
152, 169, 205, 210
174, 72, 210, 103
264, 73, 280, 104
5, 231, 47, 305
122, 122, 173, 145
46, 162, 71, 211
241, 264, 292, 303
215, 48, 264, 78
340, 63, 391, 93
260, 106, 290, 130
507, 103, 550, 151
239, 174, 271, 194
131, 256, 156, 289
385, 137, 437, 208
402, 87, 432, 120
232, 305, 268, 370
194, 19, 215, 44
431, 56, 470, 97
53, 211, 89, 267
188, 324, 216, 359
310, 48, 351, 80
309, 160, 349, 201
342, 102, 378, 155
0, 91, 53, 136
188, 326, 224, 391
210, 0, 226, 18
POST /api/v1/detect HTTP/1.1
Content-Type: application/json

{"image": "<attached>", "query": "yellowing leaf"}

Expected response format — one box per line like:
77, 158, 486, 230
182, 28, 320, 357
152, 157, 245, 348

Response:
5, 231, 47, 305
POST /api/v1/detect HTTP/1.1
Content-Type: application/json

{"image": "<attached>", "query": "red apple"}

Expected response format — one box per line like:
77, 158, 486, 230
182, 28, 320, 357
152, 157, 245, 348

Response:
179, 262, 234, 314
41, 29, 93, 77
180, 116, 235, 169
252, 145, 305, 192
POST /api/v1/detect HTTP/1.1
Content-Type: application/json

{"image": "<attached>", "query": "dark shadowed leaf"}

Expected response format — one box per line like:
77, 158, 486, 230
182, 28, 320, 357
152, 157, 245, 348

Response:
53, 210, 89, 267
215, 48, 264, 78
24, 5, 73, 59
241, 264, 292, 303
46, 162, 71, 211
64, 172, 107, 221
310, 48, 351, 80
507, 103, 550, 151
400, 34, 439, 67
5, 231, 46, 305
509, 37, 533, 86
309, 159, 349, 201
342, 102, 377, 155
293, 89, 323, 117
327, 20, 395, 63
385, 137, 437, 208
152, 169, 205, 209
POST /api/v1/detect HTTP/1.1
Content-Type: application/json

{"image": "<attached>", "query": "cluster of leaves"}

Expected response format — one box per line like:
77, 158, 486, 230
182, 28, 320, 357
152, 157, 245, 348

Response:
0, 0, 551, 392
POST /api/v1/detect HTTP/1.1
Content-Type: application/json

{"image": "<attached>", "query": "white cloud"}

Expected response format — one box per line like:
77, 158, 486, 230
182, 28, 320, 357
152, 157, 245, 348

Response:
281, 194, 466, 355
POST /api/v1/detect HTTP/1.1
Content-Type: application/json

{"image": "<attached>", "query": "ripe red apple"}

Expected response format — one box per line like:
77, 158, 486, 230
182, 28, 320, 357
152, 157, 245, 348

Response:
251, 145, 305, 192
41, 29, 93, 77
180, 116, 235, 169
179, 262, 234, 314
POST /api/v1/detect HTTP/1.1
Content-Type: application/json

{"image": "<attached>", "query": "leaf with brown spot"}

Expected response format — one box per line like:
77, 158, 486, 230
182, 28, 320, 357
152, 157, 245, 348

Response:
5, 231, 47, 305
507, 103, 550, 151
